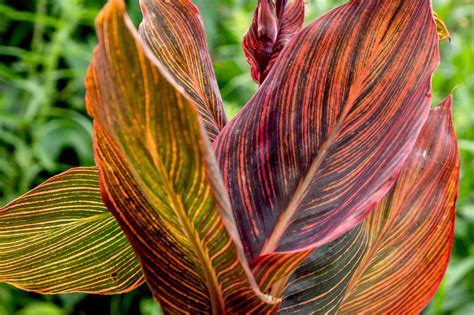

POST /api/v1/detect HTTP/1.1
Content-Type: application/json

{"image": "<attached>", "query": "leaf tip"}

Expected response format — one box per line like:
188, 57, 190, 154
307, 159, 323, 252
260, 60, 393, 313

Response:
434, 94, 453, 112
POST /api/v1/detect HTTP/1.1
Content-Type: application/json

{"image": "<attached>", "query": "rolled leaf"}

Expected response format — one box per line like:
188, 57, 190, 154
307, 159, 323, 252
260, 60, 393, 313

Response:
139, 0, 227, 142
281, 97, 459, 314
214, 0, 440, 288
243, 0, 304, 84
85, 0, 277, 313
0, 167, 144, 294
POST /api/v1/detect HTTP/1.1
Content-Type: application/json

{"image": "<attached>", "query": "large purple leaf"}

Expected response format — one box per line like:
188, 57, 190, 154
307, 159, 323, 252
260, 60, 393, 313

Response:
214, 0, 440, 288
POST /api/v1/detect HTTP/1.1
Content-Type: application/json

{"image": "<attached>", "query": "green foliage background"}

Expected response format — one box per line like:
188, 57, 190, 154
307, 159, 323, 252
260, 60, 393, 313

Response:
0, 0, 472, 314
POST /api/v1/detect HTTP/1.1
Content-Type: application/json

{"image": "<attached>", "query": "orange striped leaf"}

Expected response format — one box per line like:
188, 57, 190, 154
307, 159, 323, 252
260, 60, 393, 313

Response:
139, 0, 227, 142
85, 0, 277, 312
0, 167, 144, 294
280, 97, 459, 313
214, 0, 440, 292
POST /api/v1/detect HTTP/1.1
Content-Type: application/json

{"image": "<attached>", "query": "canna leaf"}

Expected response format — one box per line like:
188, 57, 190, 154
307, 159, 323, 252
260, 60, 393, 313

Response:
243, 0, 304, 84
0, 167, 144, 294
85, 0, 277, 313
139, 0, 227, 142
279, 224, 368, 314
281, 97, 459, 314
338, 97, 459, 313
214, 0, 440, 290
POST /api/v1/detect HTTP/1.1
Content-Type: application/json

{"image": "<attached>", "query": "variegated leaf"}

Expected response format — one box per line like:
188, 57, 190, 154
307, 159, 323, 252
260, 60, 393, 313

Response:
139, 0, 227, 142
281, 97, 459, 314
215, 0, 440, 293
85, 0, 277, 312
0, 167, 144, 294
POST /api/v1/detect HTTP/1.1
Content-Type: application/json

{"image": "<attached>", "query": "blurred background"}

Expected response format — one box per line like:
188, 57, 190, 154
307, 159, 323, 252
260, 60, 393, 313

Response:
0, 0, 472, 314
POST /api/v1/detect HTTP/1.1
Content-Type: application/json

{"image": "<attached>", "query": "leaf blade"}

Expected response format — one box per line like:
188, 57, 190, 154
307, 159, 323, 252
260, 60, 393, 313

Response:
338, 96, 459, 313
279, 224, 368, 314
0, 167, 144, 294
139, 0, 227, 142
85, 0, 277, 312
281, 97, 459, 313
215, 0, 440, 262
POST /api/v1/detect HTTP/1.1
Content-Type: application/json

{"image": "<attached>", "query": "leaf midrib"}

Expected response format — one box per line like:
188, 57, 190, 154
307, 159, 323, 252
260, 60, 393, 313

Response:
139, 116, 226, 312
260, 103, 351, 255
169, 191, 226, 314
259, 11, 388, 255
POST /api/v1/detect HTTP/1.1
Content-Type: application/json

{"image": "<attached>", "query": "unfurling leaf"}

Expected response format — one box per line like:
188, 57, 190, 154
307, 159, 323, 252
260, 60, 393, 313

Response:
0, 167, 144, 294
139, 0, 227, 142
243, 0, 304, 84
85, 0, 277, 313
215, 0, 440, 292
281, 97, 459, 314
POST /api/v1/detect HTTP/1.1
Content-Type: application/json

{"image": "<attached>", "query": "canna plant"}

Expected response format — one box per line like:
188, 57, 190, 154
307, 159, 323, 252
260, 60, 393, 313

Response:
0, 0, 460, 313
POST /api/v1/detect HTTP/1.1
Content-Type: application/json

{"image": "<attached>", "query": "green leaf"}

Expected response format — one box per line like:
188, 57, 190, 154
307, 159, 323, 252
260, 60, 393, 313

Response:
16, 302, 66, 315
0, 167, 144, 294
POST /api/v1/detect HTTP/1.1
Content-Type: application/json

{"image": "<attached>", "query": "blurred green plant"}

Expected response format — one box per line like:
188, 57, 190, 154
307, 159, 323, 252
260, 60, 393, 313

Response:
0, 0, 472, 314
